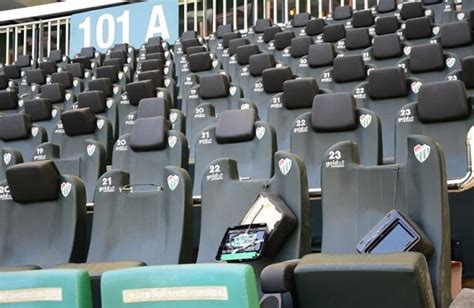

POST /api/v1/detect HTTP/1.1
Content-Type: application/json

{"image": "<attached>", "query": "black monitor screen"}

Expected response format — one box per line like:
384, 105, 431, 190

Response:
371, 223, 416, 254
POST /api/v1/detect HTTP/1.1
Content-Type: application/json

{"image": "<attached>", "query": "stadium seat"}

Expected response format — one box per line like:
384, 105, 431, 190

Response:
286, 36, 313, 73
422, 0, 457, 24
364, 33, 407, 68
247, 18, 273, 44
0, 269, 92, 308
57, 165, 192, 307
262, 135, 451, 308
374, 15, 400, 35
0, 160, 87, 269
47, 49, 70, 69
227, 43, 260, 84
352, 10, 374, 28
291, 92, 382, 190
295, 43, 337, 82
19, 68, 46, 99
304, 18, 326, 39
336, 27, 372, 56
267, 31, 295, 63
2, 64, 23, 85
402, 16, 438, 46
74, 46, 103, 68
208, 24, 233, 54
319, 54, 371, 93
39, 60, 58, 76
95, 65, 127, 92
101, 264, 260, 308
193, 108, 275, 196
326, 5, 353, 26
14, 54, 37, 72
112, 115, 188, 188
289, 12, 312, 36
23, 97, 61, 140
51, 71, 83, 95
33, 108, 113, 202
375, 0, 397, 15
257, 26, 282, 51
0, 89, 21, 114
439, 20, 474, 59
40, 83, 75, 110
237, 52, 276, 99
268, 77, 323, 150
399, 1, 429, 21
221, 37, 249, 73
354, 66, 417, 159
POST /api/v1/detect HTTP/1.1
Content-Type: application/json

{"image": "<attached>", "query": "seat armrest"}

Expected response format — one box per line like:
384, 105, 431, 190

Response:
261, 259, 299, 293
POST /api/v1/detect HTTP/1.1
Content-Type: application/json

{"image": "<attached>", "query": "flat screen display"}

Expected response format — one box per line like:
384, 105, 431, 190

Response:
370, 223, 416, 254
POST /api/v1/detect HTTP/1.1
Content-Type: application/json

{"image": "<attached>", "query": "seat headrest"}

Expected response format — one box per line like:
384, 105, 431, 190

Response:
400, 2, 424, 20
334, 5, 352, 20
181, 30, 197, 40
181, 38, 201, 54
80, 46, 96, 58
126, 80, 156, 106
409, 43, 445, 73
222, 32, 242, 49
60, 108, 96, 136
130, 116, 170, 151
423, 0, 442, 4
137, 97, 170, 119
333, 55, 366, 82
112, 43, 128, 53
24, 98, 52, 122
88, 78, 113, 97
377, 0, 396, 13
140, 59, 164, 72
72, 57, 90, 70
262, 66, 293, 93
290, 36, 313, 58
375, 16, 400, 35
0, 74, 8, 90
323, 24, 346, 43
188, 52, 213, 72
96, 65, 118, 83
249, 53, 276, 77
311, 93, 357, 132
51, 71, 74, 89
404, 16, 433, 40
372, 34, 403, 59
15, 54, 32, 67
217, 24, 233, 39
418, 80, 469, 123
145, 44, 164, 54
77, 91, 106, 114
38, 61, 57, 75
283, 78, 319, 109
462, 56, 474, 89
187, 46, 207, 55
345, 28, 371, 50
0, 90, 18, 110
0, 113, 32, 141
293, 12, 311, 27
236, 44, 260, 65
263, 26, 282, 43
308, 43, 336, 68
145, 52, 165, 61
65, 63, 84, 79
229, 38, 250, 56
215, 109, 257, 144
274, 31, 295, 50
3, 65, 21, 79
199, 74, 230, 99
40, 83, 65, 103
48, 49, 63, 63
137, 70, 165, 88
147, 36, 163, 45
440, 21, 472, 49
103, 58, 124, 71
352, 10, 374, 28
6, 161, 60, 204
368, 67, 408, 100
254, 18, 272, 33
305, 18, 325, 36
26, 69, 47, 85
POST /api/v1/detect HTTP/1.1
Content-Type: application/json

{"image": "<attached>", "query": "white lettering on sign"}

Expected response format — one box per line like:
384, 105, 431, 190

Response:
146, 5, 170, 40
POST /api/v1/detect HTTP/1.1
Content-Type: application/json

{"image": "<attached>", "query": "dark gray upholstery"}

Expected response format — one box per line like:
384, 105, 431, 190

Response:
40, 83, 74, 110
268, 32, 295, 63
296, 43, 336, 82
400, 2, 425, 20
193, 110, 276, 195
440, 21, 474, 60
0, 161, 87, 268
198, 151, 310, 270
320, 54, 370, 94
23, 98, 60, 140
322, 24, 346, 43
291, 93, 382, 189
375, 16, 400, 35
366, 33, 405, 68
352, 10, 374, 28
238, 53, 276, 99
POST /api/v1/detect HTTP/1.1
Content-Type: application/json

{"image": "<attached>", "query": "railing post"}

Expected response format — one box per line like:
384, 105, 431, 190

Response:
5, 28, 10, 64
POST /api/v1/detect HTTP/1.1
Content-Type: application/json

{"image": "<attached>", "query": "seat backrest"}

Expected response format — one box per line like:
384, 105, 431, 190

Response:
395, 80, 474, 180
112, 116, 188, 187
375, 15, 400, 35
0, 160, 87, 267
351, 9, 374, 28
0, 90, 19, 114
403, 16, 436, 45
193, 108, 275, 196
339, 27, 372, 55
101, 264, 260, 308
238, 52, 276, 99
65, 63, 85, 79
297, 43, 336, 82
23, 98, 60, 140
118, 79, 156, 129
291, 93, 382, 189
400, 1, 425, 20
198, 151, 310, 264
440, 20, 474, 59
321, 136, 450, 307
367, 33, 405, 68
40, 83, 68, 109
88, 167, 192, 265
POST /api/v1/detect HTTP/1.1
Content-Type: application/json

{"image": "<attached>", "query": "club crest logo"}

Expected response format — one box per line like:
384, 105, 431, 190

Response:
97, 119, 105, 129
18, 100, 23, 107
3, 153, 11, 165
229, 86, 237, 96
446, 57, 456, 68
170, 112, 178, 123
87, 144, 96, 156
240, 103, 250, 110
403, 46, 411, 55
359, 114, 372, 128
31, 85, 36, 92
106, 99, 113, 109
113, 87, 119, 95
457, 13, 465, 21
278, 158, 292, 175
61, 182, 72, 197
432, 26, 440, 35
168, 135, 177, 148
65, 93, 71, 100
256, 127, 265, 139
411, 81, 422, 94
414, 144, 430, 163
73, 79, 79, 87
51, 109, 58, 118
167, 174, 180, 191
31, 127, 39, 137
165, 79, 170, 87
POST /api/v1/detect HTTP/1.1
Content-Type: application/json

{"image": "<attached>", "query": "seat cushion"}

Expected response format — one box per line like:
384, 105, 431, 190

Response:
130, 116, 170, 151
